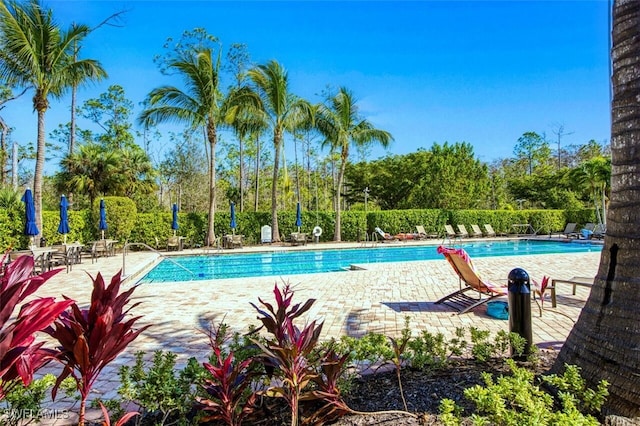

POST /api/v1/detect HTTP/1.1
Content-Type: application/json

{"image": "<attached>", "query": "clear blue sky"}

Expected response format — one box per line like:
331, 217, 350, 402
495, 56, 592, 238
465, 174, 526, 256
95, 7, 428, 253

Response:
3, 0, 611, 169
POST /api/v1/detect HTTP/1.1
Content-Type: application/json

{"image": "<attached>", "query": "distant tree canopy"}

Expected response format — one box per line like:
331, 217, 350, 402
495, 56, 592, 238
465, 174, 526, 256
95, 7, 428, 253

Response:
345, 139, 609, 212
346, 142, 489, 210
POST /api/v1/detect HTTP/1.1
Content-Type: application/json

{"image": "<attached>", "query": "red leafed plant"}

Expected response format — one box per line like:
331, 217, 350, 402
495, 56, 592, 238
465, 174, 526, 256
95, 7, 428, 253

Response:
302, 348, 353, 425
538, 275, 550, 304
99, 402, 139, 426
250, 283, 326, 426
0, 254, 73, 400
197, 347, 258, 426
45, 270, 150, 426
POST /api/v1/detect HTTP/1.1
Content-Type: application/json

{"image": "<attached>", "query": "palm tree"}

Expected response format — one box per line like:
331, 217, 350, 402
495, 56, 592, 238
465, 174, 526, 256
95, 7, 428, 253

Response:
225, 87, 268, 213
58, 142, 122, 207
0, 0, 106, 237
569, 157, 611, 226
245, 60, 312, 242
138, 47, 224, 246
315, 87, 393, 241
553, 0, 640, 416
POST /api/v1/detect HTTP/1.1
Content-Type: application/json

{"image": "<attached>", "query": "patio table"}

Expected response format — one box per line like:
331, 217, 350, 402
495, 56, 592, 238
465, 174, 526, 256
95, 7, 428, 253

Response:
548, 276, 594, 307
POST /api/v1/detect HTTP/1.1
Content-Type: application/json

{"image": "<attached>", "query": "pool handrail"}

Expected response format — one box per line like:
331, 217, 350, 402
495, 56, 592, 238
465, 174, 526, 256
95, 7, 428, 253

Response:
122, 242, 196, 280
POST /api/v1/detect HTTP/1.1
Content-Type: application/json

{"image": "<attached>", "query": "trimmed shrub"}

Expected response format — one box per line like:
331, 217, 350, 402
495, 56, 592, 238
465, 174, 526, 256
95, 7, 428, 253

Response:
0, 203, 599, 250
92, 197, 137, 244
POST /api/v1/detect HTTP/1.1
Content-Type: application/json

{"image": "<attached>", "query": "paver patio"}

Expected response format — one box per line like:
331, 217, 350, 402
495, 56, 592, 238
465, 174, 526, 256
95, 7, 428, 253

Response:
23, 239, 601, 422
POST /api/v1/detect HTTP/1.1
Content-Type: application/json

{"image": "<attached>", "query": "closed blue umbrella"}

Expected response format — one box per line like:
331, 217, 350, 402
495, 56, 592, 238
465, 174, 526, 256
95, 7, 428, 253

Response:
230, 202, 237, 235
99, 199, 108, 239
295, 202, 302, 233
22, 188, 39, 244
171, 203, 179, 236
58, 194, 70, 243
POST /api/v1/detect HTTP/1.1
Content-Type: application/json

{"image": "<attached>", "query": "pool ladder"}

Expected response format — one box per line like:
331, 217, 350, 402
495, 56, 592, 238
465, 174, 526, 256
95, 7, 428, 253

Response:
360, 232, 379, 248
122, 242, 196, 280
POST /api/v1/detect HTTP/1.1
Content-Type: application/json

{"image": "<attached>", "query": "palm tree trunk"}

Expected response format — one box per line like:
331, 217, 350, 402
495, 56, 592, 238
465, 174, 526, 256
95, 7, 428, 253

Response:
0, 117, 7, 185
271, 129, 282, 242
334, 152, 348, 242
553, 0, 640, 417
254, 135, 260, 212
34, 108, 46, 240
206, 123, 217, 246
239, 135, 244, 212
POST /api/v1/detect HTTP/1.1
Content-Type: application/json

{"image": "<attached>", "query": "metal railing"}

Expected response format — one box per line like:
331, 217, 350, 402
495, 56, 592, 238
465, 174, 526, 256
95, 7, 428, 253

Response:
122, 242, 195, 279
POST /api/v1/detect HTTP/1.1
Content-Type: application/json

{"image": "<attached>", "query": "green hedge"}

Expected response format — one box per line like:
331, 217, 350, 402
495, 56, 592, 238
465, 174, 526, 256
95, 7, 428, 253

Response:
0, 204, 598, 252
366, 209, 448, 236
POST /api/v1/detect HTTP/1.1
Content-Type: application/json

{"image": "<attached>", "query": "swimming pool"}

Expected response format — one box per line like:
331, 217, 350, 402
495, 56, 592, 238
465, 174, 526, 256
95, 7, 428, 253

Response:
137, 240, 602, 284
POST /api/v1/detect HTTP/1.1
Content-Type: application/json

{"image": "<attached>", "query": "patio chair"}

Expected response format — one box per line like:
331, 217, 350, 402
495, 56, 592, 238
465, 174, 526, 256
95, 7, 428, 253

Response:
470, 224, 484, 238
49, 244, 74, 273
290, 232, 308, 246
562, 223, 579, 238
456, 224, 470, 238
167, 236, 180, 251
435, 246, 508, 314
224, 234, 244, 249
82, 240, 108, 264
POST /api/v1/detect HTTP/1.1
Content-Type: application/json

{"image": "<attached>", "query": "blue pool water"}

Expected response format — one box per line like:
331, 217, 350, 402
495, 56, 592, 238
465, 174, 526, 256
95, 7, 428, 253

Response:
137, 240, 602, 284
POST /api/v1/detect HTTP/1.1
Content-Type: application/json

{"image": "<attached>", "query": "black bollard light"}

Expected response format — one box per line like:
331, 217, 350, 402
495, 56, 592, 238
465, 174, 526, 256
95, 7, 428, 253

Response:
508, 268, 532, 358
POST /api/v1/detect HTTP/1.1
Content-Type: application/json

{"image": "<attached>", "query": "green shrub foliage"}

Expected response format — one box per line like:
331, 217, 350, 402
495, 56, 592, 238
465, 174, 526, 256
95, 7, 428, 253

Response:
0, 201, 597, 251
92, 197, 137, 244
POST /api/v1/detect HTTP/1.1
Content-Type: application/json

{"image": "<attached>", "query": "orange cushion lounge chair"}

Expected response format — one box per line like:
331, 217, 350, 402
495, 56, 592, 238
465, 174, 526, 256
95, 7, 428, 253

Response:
435, 246, 508, 314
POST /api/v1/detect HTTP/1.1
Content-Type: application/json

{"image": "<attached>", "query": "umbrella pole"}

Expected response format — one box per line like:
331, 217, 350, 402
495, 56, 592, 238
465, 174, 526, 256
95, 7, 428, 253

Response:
63, 234, 67, 244
101, 230, 105, 240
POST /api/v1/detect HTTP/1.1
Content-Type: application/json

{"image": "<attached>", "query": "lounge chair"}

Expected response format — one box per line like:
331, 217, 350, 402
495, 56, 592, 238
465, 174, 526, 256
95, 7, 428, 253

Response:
374, 227, 397, 242
444, 224, 458, 239
593, 223, 606, 239
416, 225, 439, 239
435, 246, 508, 314
470, 224, 484, 238
456, 224, 470, 238
580, 223, 595, 239
562, 223, 578, 238
483, 224, 498, 237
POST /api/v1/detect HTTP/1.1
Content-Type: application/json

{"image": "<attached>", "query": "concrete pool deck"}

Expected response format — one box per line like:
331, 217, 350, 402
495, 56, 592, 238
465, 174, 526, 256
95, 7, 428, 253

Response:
27, 238, 602, 418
